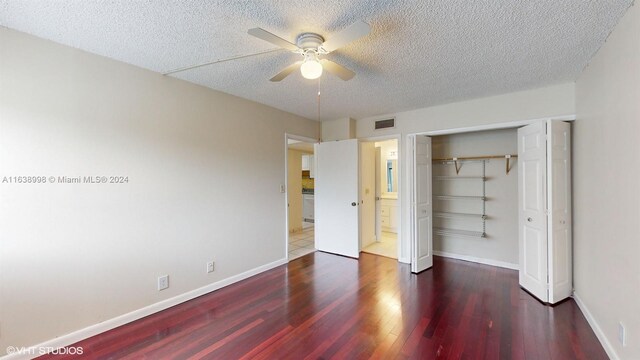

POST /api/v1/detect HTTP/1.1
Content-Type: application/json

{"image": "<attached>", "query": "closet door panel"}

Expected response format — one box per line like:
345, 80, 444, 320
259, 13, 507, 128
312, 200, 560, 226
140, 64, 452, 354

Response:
518, 122, 549, 303
411, 135, 433, 273
547, 120, 572, 304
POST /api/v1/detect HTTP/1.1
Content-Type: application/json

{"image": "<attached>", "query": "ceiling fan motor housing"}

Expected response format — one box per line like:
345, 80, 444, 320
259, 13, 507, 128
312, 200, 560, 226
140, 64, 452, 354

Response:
296, 33, 325, 50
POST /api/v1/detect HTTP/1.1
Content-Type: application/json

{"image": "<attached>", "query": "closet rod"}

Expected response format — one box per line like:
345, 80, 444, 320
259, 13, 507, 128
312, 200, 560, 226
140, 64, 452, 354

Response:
432, 154, 517, 162
433, 154, 517, 175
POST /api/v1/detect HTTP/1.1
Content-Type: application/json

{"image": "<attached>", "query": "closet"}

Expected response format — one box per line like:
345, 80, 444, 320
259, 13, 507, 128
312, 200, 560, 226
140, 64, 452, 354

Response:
410, 120, 572, 304
430, 129, 519, 273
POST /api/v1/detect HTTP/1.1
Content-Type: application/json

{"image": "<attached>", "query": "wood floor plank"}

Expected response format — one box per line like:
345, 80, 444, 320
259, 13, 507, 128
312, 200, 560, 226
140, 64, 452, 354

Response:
37, 254, 608, 360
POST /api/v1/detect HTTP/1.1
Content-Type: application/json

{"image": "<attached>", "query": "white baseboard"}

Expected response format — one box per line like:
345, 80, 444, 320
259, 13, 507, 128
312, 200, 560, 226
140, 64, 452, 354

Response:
1, 258, 288, 360
433, 250, 519, 270
572, 292, 619, 360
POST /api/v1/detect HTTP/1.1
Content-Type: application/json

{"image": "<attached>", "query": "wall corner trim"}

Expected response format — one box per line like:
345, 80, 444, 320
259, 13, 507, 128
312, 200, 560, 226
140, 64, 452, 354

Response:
2, 258, 288, 360
572, 292, 620, 360
433, 250, 519, 270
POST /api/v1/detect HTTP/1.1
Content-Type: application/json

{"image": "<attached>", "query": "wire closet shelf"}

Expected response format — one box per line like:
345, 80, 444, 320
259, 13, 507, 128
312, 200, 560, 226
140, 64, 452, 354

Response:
431, 154, 516, 239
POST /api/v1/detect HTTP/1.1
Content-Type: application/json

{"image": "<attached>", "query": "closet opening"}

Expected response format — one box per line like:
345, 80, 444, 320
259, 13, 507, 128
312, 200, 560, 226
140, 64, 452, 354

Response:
408, 118, 573, 304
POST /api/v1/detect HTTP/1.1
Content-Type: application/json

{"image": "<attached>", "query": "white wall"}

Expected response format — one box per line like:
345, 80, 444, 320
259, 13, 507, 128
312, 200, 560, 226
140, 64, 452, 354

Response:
356, 83, 575, 263
431, 129, 518, 267
321, 117, 356, 141
359, 142, 376, 247
574, 3, 640, 359
357, 83, 575, 138
0, 27, 319, 353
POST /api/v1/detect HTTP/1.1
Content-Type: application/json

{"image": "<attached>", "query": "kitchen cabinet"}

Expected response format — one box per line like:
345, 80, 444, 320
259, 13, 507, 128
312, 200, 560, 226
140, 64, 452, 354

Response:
303, 194, 314, 222
302, 154, 315, 178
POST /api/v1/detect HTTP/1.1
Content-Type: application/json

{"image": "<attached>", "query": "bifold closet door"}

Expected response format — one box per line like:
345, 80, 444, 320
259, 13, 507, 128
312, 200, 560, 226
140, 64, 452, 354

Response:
411, 135, 433, 273
518, 120, 572, 304
518, 122, 549, 302
547, 120, 572, 304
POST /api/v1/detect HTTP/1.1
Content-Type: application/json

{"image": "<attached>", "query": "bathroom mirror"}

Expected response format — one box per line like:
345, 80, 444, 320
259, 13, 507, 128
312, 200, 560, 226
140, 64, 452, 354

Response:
386, 159, 398, 193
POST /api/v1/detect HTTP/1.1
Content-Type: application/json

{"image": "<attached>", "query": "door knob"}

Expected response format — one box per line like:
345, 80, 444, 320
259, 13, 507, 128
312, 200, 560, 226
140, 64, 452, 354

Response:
527, 217, 533, 222
351, 202, 357, 206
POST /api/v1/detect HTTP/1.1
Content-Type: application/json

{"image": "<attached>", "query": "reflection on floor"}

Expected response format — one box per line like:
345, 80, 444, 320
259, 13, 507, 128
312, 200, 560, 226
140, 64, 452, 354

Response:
53, 254, 606, 358
289, 224, 315, 260
362, 231, 397, 259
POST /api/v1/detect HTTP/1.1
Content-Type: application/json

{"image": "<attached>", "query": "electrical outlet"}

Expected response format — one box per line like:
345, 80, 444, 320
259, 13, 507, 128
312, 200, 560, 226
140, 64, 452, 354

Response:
157, 275, 169, 291
618, 322, 626, 346
207, 261, 215, 273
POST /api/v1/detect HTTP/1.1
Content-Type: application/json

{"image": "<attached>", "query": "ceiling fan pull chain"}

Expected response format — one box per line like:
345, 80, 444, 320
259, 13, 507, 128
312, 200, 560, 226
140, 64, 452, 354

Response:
317, 76, 321, 121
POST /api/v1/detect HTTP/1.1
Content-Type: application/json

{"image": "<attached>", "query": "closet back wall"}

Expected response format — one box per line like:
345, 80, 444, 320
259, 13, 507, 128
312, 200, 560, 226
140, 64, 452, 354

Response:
431, 129, 518, 267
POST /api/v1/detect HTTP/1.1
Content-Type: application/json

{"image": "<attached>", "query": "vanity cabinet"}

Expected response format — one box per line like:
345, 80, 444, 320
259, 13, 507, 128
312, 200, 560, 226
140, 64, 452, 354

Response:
380, 198, 398, 233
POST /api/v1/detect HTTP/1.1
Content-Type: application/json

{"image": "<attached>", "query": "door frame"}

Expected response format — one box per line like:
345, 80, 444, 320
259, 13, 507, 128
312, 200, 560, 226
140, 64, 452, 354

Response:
406, 115, 575, 270
284, 133, 320, 260
359, 134, 402, 260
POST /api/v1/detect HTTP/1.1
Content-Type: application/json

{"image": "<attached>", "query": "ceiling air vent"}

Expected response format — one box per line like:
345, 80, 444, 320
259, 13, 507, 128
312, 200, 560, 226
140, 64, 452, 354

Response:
375, 118, 395, 130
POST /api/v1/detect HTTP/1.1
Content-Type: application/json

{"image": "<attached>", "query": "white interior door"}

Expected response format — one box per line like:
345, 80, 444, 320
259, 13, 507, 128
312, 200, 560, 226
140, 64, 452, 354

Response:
315, 139, 360, 258
547, 120, 572, 304
359, 142, 376, 248
411, 135, 433, 273
518, 122, 549, 302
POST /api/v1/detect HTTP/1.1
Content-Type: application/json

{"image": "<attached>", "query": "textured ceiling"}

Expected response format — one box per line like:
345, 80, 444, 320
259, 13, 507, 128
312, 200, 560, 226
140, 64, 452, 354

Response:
0, 0, 633, 120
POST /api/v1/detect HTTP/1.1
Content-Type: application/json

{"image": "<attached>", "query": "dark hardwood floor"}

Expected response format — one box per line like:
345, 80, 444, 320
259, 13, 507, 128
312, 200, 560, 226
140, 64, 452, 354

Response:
40, 253, 607, 359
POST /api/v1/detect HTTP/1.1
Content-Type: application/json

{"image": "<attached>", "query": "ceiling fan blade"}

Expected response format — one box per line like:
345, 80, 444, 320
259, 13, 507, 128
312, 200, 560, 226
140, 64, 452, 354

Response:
320, 59, 355, 81
248, 28, 299, 51
270, 61, 303, 82
321, 20, 371, 52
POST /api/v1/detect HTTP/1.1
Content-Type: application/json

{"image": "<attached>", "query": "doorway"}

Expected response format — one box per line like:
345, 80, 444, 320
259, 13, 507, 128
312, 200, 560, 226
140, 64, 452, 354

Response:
360, 138, 399, 259
286, 135, 317, 260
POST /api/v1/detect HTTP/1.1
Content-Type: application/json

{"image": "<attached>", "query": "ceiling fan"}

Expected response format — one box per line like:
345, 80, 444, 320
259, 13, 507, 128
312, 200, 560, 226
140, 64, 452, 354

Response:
248, 20, 370, 82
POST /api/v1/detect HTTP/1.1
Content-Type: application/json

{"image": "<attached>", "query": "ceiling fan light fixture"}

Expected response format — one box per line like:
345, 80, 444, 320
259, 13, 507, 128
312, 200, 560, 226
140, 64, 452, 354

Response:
300, 51, 323, 80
